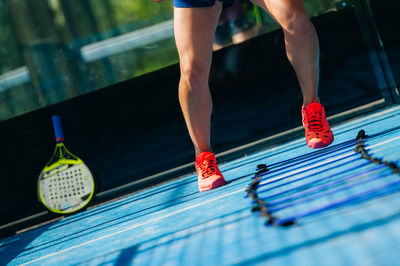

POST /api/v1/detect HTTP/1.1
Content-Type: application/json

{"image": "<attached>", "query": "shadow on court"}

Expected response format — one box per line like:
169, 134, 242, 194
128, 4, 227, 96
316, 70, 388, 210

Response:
0, 224, 52, 266
234, 210, 400, 265
72, 206, 400, 265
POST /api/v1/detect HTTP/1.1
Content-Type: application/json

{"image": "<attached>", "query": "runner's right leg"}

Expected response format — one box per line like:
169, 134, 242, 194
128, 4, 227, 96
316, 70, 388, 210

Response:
174, 2, 226, 192
174, 2, 222, 156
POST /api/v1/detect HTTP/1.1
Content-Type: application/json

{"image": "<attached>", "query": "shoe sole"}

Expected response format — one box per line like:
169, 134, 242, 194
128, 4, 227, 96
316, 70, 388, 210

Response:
307, 137, 334, 149
199, 177, 227, 192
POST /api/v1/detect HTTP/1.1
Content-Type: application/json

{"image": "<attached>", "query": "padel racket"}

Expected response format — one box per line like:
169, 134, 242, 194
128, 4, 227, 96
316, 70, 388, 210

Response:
38, 115, 95, 214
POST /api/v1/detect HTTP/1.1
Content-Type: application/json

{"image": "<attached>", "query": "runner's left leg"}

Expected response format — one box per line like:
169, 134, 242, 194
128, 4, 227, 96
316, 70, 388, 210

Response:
251, 0, 320, 106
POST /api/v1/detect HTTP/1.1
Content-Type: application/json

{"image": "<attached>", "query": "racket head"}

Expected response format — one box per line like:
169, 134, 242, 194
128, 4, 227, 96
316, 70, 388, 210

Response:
38, 142, 95, 214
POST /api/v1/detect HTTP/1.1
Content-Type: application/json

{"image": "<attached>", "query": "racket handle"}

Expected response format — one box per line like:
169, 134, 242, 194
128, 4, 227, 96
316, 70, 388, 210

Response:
52, 115, 64, 142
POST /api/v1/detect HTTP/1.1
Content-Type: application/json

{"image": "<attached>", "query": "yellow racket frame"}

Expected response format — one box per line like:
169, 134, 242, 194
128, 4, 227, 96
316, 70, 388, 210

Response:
38, 142, 95, 214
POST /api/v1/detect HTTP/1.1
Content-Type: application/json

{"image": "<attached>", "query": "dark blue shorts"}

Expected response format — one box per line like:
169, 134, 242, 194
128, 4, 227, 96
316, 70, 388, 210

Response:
173, 0, 235, 9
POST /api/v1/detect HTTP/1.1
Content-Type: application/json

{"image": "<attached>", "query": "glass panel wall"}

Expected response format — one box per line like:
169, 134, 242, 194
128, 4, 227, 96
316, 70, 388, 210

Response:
0, 0, 175, 120
0, 0, 386, 121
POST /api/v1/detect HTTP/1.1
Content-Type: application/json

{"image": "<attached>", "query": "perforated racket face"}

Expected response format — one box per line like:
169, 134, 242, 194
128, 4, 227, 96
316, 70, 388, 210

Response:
38, 163, 95, 213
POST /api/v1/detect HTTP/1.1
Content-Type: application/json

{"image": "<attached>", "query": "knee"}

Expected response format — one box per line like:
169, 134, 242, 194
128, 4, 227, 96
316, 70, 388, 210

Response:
179, 61, 209, 90
278, 5, 311, 36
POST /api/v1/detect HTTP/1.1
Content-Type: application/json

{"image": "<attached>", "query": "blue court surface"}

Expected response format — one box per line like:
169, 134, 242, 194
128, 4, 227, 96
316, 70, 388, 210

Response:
2, 105, 400, 266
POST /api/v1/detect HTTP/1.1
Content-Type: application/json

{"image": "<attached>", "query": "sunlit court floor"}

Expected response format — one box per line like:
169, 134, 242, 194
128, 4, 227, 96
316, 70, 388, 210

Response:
2, 105, 400, 266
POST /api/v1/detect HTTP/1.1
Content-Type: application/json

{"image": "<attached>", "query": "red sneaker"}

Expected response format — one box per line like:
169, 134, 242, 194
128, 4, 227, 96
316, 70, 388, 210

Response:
195, 151, 226, 192
302, 100, 334, 149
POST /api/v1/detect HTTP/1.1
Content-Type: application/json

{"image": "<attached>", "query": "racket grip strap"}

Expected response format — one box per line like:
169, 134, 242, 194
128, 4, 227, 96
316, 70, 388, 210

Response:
52, 115, 64, 142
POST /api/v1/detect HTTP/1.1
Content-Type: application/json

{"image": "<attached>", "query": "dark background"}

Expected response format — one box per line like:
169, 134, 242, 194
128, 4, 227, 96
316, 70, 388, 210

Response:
0, 0, 398, 227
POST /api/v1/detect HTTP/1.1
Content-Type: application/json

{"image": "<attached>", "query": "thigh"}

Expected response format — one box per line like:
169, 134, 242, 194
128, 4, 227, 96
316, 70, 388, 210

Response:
173, 2, 222, 74
251, 0, 306, 26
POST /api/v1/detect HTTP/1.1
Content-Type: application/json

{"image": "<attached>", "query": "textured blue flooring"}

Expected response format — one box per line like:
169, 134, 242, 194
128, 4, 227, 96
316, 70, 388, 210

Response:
1, 105, 400, 266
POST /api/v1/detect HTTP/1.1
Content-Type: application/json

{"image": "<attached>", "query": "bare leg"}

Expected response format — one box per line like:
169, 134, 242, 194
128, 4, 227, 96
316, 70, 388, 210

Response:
174, 3, 222, 155
251, 0, 319, 106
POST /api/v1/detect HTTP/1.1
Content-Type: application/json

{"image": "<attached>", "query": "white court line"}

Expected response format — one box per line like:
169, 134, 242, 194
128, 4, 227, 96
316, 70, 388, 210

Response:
354, 105, 400, 122
368, 136, 400, 149
20, 189, 243, 265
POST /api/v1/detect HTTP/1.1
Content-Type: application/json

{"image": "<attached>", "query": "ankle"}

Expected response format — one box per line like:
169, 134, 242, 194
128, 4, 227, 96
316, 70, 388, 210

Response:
195, 150, 214, 161
303, 97, 319, 107
195, 148, 212, 157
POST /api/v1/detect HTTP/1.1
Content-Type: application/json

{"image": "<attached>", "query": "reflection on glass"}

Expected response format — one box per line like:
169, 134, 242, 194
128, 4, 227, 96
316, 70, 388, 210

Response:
0, 0, 339, 121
